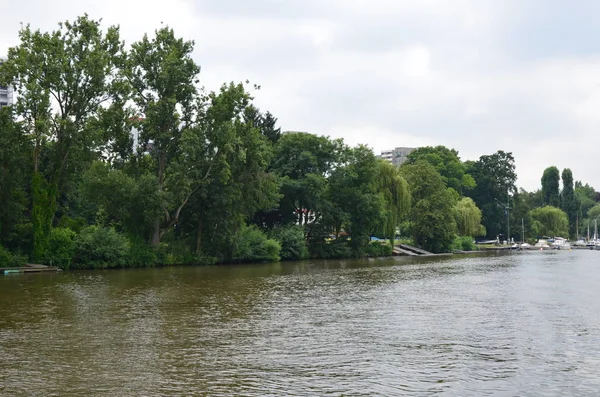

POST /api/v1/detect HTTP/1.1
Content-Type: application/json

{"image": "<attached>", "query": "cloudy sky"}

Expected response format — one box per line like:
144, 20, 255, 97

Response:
1, 0, 600, 191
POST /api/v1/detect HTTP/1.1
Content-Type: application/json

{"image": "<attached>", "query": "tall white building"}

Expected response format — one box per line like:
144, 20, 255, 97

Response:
0, 57, 14, 109
380, 147, 416, 166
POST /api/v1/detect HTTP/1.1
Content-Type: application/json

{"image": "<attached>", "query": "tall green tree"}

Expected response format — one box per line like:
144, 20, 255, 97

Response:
405, 145, 475, 195
575, 181, 597, 231
541, 166, 560, 207
510, 189, 534, 242
465, 151, 517, 239
271, 133, 346, 227
1, 15, 124, 259
125, 26, 200, 245
560, 168, 578, 237
175, 83, 280, 258
329, 146, 387, 254
376, 160, 411, 246
0, 107, 30, 252
401, 161, 457, 253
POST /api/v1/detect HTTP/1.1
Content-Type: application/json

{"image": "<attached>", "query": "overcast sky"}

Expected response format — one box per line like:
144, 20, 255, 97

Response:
1, 0, 600, 191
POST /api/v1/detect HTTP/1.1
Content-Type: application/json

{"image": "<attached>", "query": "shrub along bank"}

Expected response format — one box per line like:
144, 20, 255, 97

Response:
0, 224, 396, 270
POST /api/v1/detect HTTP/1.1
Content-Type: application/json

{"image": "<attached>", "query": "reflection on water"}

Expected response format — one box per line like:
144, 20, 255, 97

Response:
2, 251, 600, 396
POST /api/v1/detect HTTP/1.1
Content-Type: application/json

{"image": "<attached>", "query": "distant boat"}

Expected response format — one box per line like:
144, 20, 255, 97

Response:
551, 237, 570, 250
587, 220, 600, 249
534, 239, 551, 250
519, 219, 532, 250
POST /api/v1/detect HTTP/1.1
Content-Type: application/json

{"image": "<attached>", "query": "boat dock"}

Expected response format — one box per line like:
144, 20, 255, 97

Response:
393, 244, 452, 257
2, 264, 61, 275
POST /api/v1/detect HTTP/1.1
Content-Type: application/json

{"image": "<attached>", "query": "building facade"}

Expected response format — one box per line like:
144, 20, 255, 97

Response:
0, 57, 14, 109
379, 147, 416, 166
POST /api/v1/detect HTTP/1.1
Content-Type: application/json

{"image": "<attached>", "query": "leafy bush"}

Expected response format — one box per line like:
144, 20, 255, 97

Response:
45, 227, 76, 268
309, 239, 353, 259
364, 241, 393, 257
57, 216, 87, 233
73, 226, 130, 269
128, 238, 158, 267
191, 253, 218, 266
270, 225, 308, 261
451, 236, 477, 252
232, 225, 281, 263
0, 245, 26, 268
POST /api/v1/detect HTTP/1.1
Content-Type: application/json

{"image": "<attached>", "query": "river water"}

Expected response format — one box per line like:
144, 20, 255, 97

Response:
1, 250, 600, 396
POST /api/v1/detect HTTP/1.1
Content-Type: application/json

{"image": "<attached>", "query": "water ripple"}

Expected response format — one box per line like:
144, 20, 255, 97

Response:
2, 251, 600, 395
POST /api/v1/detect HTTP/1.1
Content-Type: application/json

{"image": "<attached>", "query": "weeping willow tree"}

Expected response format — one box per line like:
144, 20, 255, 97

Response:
377, 160, 411, 246
530, 205, 569, 237
453, 197, 484, 236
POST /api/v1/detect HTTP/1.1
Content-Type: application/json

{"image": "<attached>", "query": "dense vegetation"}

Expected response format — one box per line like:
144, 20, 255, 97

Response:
1, 16, 599, 268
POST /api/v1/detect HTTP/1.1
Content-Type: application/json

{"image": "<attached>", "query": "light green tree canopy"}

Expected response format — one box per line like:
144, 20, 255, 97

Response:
453, 197, 483, 237
376, 160, 411, 245
530, 206, 569, 237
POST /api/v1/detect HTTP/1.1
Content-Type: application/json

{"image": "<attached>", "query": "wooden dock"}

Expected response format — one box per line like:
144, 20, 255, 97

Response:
392, 244, 451, 257
2, 264, 61, 275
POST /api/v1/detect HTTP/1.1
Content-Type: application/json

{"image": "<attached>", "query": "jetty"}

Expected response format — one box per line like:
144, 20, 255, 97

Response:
2, 264, 61, 275
393, 244, 451, 257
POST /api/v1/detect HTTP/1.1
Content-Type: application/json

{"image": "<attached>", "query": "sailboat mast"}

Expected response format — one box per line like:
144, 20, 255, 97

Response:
522, 218, 525, 244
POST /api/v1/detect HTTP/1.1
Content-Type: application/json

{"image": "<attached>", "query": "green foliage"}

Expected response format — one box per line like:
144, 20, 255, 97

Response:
0, 107, 29, 254
560, 168, 578, 237
587, 204, 600, 220
81, 162, 163, 238
0, 245, 27, 268
509, 190, 533, 242
310, 239, 353, 260
329, 146, 388, 255
541, 166, 561, 207
4, 15, 124, 259
453, 197, 483, 237
127, 238, 158, 267
45, 228, 76, 268
466, 151, 517, 238
530, 206, 569, 237
364, 241, 393, 257
271, 132, 345, 226
575, 181, 597, 217
73, 226, 130, 269
451, 236, 477, 251
270, 225, 308, 261
406, 145, 475, 194
376, 160, 411, 245
401, 161, 458, 253
232, 225, 281, 263
5, 14, 600, 269
126, 25, 203, 245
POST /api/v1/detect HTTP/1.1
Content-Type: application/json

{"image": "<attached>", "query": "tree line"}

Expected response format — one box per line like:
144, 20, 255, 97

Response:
1, 16, 598, 268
